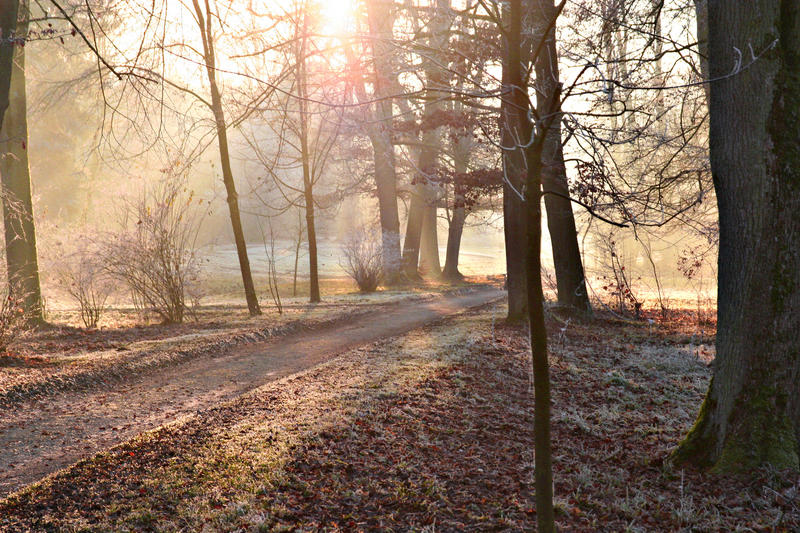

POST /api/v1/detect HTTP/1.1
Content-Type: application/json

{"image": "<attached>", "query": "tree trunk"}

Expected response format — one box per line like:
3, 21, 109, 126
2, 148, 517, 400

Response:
419, 203, 441, 277
365, 0, 403, 282
442, 196, 466, 281
0, 0, 18, 131
673, 0, 800, 473
693, 0, 710, 102
443, 134, 471, 281
533, 0, 591, 313
298, 14, 320, 303
501, 6, 528, 322
371, 134, 403, 281
401, 0, 450, 279
193, 0, 260, 316
507, 0, 556, 529
0, 2, 43, 325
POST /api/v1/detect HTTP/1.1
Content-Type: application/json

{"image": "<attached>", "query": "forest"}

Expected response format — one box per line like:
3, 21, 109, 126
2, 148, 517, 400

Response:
0, 0, 798, 531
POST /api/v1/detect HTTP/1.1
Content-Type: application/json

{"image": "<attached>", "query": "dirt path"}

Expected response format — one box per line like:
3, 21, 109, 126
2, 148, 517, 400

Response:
0, 287, 503, 497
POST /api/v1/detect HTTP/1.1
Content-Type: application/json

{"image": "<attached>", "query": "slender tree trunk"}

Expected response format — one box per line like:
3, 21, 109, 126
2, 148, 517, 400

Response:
0, 2, 43, 325
533, 0, 590, 313
293, 208, 303, 297
193, 0, 260, 316
297, 15, 320, 303
402, 190, 424, 278
506, 0, 556, 529
673, 0, 800, 473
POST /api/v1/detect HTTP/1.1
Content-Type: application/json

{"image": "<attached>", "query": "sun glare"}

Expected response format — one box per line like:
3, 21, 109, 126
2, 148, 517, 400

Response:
320, 0, 356, 35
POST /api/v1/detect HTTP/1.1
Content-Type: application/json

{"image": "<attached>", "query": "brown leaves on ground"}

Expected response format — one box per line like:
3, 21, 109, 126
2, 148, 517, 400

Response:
1, 304, 798, 531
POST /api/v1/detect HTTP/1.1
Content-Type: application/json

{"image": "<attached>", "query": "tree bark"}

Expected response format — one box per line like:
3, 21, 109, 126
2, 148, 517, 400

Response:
673, 0, 800, 473
365, 0, 403, 282
501, 4, 528, 322
193, 0, 260, 316
0, 0, 18, 131
442, 200, 465, 280
419, 202, 441, 276
693, 0, 710, 102
0, 1, 43, 325
533, 0, 590, 313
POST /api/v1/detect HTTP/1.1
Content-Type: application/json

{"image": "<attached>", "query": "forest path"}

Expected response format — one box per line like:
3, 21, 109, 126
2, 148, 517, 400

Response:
0, 287, 504, 497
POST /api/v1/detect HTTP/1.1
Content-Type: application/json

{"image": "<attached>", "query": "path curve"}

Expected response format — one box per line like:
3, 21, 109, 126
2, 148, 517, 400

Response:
0, 287, 503, 497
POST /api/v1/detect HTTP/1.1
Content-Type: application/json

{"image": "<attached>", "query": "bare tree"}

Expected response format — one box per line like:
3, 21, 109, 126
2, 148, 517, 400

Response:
0, 0, 43, 325
190, 0, 261, 315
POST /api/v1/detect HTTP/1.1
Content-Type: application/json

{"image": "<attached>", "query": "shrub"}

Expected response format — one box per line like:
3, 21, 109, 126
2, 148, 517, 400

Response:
0, 287, 28, 353
101, 173, 204, 324
340, 229, 383, 292
57, 238, 112, 328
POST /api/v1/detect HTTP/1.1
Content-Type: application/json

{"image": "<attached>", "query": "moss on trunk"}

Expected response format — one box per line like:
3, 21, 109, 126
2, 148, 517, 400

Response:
674, 381, 800, 473
713, 388, 799, 473
671, 379, 717, 468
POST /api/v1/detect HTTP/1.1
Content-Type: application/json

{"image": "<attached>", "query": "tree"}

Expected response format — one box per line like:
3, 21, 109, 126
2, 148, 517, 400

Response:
244, 0, 344, 304
191, 0, 261, 316
673, 0, 800, 472
532, 0, 590, 312
400, 0, 453, 279
499, 0, 528, 322
499, 0, 563, 527
0, 0, 44, 325
361, 0, 403, 282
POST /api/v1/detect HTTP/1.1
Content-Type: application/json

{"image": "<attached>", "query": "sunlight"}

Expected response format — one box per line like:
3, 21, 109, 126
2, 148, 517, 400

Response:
319, 0, 356, 35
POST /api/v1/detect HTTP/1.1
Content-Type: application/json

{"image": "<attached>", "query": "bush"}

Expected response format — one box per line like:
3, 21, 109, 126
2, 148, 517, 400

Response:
101, 173, 204, 324
340, 229, 383, 292
0, 288, 28, 353
57, 238, 112, 328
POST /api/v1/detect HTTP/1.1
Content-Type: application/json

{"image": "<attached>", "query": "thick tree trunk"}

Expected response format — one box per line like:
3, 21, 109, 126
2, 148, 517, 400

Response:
501, 18, 528, 322
442, 200, 465, 281
443, 135, 471, 281
533, 0, 590, 313
401, 0, 450, 279
693, 0, 710, 102
365, 0, 402, 282
371, 134, 403, 281
419, 203, 441, 276
0, 4, 43, 325
0, 0, 18, 131
673, 0, 800, 473
193, 0, 260, 316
